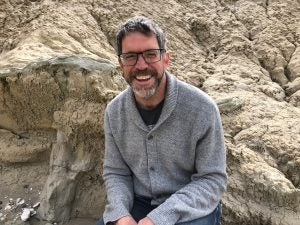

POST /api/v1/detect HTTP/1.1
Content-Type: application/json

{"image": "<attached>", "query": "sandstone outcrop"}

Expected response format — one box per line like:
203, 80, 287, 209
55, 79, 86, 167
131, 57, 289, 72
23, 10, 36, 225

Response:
0, 0, 299, 225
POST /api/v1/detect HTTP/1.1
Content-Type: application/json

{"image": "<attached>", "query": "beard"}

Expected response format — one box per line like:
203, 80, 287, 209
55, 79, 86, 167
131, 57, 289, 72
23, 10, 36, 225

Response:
125, 68, 164, 99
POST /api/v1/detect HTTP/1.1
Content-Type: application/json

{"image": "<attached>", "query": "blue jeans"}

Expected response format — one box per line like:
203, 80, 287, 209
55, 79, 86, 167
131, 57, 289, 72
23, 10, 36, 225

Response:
96, 196, 222, 225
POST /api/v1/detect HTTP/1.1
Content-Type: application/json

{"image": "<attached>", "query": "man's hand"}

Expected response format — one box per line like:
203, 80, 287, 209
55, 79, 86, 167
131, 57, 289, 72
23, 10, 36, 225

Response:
115, 216, 138, 225
137, 217, 155, 225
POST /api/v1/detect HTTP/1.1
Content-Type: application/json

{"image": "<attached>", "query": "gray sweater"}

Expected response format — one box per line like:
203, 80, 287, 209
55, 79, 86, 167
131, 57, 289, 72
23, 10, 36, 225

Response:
102, 72, 227, 225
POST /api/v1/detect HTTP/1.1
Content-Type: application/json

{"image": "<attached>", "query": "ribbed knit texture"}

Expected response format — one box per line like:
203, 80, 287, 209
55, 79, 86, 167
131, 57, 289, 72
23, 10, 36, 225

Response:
102, 72, 227, 225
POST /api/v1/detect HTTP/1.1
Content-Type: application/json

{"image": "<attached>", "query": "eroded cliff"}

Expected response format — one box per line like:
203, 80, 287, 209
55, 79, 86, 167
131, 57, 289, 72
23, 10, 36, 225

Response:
0, 0, 299, 225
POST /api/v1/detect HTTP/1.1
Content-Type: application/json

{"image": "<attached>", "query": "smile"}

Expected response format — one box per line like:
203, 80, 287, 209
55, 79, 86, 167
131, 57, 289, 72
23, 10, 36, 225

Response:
135, 75, 152, 81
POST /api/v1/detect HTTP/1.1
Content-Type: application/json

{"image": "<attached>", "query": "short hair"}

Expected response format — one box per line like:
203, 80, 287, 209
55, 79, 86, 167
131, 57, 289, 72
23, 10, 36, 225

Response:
116, 16, 166, 55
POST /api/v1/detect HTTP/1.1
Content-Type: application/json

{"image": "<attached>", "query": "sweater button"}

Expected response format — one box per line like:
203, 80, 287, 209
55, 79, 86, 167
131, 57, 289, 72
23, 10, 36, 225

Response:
149, 167, 155, 171
148, 135, 153, 140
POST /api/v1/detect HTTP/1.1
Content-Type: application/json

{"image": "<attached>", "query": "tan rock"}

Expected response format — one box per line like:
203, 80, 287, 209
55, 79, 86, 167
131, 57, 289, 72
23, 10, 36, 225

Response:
0, 0, 299, 225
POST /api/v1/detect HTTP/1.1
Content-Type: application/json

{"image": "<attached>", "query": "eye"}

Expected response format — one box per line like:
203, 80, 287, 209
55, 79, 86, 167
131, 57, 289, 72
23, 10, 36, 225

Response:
144, 50, 158, 58
123, 53, 137, 60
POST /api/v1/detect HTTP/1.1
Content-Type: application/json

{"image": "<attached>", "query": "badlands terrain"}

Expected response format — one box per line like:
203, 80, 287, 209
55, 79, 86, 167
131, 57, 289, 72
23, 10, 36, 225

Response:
0, 0, 299, 224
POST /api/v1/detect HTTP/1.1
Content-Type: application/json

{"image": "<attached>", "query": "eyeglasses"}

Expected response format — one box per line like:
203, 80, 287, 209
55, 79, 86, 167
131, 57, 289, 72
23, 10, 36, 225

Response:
119, 49, 166, 66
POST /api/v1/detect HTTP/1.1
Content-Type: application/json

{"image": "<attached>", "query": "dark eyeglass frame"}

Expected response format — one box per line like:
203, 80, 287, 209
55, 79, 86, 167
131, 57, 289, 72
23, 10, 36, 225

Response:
118, 49, 166, 66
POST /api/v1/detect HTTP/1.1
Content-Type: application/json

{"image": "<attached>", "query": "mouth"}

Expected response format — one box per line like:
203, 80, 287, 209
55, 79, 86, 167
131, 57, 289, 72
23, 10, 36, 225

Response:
135, 75, 152, 81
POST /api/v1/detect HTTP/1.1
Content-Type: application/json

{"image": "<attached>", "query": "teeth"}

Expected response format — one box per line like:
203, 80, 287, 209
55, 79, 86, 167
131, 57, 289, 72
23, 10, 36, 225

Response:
136, 75, 151, 80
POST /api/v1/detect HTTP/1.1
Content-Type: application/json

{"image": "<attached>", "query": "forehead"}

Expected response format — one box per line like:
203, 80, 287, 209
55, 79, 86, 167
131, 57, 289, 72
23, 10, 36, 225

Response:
122, 32, 159, 52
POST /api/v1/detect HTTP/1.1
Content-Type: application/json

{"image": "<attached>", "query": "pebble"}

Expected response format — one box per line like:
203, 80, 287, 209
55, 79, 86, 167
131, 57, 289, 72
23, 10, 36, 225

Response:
16, 198, 25, 206
33, 202, 40, 208
21, 208, 33, 221
4, 205, 12, 210
8, 198, 14, 205
0, 212, 5, 222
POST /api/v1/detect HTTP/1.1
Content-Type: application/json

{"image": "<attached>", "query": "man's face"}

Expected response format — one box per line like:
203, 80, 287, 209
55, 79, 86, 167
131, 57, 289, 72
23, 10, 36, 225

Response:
119, 32, 170, 99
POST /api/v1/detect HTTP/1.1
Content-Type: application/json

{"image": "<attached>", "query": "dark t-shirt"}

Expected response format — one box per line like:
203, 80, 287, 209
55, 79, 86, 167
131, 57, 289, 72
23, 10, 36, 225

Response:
136, 100, 165, 126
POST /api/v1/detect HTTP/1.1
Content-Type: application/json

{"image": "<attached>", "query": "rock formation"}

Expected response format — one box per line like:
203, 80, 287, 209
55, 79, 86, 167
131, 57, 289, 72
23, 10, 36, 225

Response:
0, 0, 299, 225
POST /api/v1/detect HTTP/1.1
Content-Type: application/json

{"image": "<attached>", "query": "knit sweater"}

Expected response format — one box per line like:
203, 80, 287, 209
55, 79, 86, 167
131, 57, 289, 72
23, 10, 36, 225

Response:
102, 72, 227, 225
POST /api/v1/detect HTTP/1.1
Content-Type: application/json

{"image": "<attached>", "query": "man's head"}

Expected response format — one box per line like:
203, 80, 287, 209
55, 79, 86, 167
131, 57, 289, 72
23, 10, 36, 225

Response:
116, 16, 170, 101
116, 16, 166, 56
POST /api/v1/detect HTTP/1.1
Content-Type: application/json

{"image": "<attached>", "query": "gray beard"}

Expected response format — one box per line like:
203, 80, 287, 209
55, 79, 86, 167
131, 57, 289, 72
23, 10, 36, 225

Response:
132, 82, 158, 99
128, 70, 164, 99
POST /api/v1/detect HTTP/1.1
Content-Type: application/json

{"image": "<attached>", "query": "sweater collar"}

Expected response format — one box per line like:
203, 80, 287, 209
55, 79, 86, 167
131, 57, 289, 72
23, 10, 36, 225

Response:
126, 71, 178, 132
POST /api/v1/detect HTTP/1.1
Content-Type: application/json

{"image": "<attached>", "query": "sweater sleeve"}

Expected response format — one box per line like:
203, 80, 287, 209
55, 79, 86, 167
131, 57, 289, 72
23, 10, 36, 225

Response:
102, 110, 134, 225
147, 104, 227, 225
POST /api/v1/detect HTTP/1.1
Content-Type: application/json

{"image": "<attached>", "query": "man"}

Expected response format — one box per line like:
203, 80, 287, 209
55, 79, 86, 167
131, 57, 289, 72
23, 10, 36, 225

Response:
96, 16, 227, 225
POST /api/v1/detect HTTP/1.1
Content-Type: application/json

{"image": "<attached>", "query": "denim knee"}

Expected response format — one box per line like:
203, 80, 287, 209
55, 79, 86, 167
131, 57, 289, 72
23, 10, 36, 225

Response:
95, 203, 222, 225
95, 218, 105, 225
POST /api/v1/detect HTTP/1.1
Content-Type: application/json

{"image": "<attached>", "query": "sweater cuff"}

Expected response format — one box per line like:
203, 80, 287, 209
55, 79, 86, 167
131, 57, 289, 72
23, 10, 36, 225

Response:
147, 205, 180, 225
103, 206, 131, 225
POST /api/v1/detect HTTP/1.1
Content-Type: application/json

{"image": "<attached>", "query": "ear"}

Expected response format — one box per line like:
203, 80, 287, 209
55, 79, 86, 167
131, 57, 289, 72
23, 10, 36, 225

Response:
163, 51, 170, 68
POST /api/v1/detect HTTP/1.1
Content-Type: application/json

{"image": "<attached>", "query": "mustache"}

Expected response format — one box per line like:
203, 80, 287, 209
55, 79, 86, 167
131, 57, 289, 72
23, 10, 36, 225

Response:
129, 68, 157, 78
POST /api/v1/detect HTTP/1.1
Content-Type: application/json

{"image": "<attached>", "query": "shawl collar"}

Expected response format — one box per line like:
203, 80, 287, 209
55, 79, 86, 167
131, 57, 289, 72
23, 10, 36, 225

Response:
125, 71, 178, 132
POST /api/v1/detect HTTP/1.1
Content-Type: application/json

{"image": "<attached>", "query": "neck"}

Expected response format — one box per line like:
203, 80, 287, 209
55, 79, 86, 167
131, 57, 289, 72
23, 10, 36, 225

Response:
135, 74, 167, 110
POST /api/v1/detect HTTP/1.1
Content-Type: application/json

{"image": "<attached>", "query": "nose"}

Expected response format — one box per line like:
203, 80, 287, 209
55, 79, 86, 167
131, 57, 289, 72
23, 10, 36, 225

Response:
135, 54, 148, 70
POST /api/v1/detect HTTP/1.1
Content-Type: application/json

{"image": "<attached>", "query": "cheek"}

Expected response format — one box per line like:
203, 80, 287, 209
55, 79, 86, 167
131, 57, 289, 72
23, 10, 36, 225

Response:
122, 68, 134, 82
155, 63, 165, 73
122, 67, 131, 77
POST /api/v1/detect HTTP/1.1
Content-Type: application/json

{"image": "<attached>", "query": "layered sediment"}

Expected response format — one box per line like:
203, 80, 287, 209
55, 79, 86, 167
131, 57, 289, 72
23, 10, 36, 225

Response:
0, 0, 299, 224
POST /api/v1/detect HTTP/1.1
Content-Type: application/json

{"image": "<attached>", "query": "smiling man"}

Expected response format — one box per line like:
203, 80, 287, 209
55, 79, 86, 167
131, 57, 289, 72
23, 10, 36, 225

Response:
96, 16, 227, 225
118, 28, 168, 109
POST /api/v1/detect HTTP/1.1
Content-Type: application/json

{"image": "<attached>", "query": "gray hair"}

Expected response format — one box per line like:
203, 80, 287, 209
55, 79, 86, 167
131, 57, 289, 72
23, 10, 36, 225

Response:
116, 16, 166, 55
